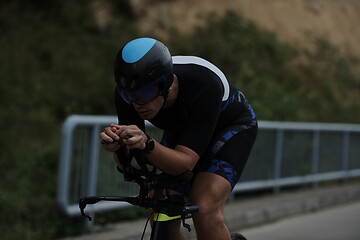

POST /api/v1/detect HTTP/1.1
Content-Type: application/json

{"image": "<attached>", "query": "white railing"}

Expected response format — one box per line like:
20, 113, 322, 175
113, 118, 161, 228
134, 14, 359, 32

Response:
57, 115, 360, 217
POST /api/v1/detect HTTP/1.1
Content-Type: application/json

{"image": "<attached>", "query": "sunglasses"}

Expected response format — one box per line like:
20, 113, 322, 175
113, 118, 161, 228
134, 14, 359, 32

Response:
118, 82, 161, 105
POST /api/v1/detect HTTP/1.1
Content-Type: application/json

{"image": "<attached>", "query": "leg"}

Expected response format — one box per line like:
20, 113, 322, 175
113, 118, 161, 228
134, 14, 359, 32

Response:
150, 214, 186, 240
167, 220, 186, 240
190, 124, 257, 240
148, 190, 187, 240
190, 172, 232, 240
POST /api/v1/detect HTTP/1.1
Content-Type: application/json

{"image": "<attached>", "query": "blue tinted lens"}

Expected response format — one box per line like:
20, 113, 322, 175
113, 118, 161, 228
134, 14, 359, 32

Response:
119, 83, 160, 105
119, 89, 133, 103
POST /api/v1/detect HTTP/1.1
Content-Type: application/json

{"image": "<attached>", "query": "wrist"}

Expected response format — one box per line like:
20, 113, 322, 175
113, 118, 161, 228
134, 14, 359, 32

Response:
141, 134, 155, 154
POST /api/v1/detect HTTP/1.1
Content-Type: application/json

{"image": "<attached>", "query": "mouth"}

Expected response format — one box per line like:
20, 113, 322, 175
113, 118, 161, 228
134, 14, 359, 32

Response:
137, 109, 151, 117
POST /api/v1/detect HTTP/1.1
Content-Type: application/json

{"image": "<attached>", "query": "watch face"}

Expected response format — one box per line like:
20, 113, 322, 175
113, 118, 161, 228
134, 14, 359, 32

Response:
147, 138, 155, 152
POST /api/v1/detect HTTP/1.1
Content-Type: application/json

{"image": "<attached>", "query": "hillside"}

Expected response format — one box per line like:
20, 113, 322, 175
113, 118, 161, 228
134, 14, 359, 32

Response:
119, 0, 360, 58
1, 1, 360, 239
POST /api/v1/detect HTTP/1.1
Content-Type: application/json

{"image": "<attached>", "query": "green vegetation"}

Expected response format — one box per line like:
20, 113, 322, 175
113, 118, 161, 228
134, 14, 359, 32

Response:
0, 1, 138, 239
168, 11, 360, 122
0, 2, 359, 239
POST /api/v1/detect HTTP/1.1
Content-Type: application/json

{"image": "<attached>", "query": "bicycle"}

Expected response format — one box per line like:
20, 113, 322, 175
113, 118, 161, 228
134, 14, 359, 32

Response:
79, 149, 199, 240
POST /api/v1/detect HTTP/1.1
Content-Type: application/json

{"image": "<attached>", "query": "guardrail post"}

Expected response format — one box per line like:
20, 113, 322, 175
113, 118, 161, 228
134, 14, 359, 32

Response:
311, 131, 320, 188
341, 131, 350, 183
57, 116, 76, 216
273, 129, 284, 193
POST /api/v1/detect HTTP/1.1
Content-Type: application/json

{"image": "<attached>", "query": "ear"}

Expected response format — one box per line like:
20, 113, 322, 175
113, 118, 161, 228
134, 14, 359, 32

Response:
169, 74, 177, 90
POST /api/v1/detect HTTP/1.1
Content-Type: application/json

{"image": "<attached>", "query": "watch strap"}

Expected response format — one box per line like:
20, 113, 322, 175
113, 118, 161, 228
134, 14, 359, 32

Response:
142, 134, 154, 154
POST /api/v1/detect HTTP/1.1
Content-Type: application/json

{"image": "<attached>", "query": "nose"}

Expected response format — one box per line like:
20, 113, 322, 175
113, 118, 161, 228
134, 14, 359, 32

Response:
132, 102, 144, 109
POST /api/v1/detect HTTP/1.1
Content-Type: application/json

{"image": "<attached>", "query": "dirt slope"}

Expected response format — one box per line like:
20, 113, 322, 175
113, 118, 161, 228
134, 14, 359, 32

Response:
127, 0, 360, 58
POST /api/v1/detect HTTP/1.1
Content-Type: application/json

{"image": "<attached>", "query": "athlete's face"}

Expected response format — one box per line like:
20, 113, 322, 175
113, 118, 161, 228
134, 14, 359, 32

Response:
132, 95, 164, 120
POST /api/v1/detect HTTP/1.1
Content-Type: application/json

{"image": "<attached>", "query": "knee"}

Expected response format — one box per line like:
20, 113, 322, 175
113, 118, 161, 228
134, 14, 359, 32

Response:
192, 204, 225, 230
191, 194, 224, 221
189, 172, 231, 223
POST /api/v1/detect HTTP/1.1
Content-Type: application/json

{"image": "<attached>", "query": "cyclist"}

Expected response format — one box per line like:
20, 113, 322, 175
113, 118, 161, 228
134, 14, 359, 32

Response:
100, 37, 257, 240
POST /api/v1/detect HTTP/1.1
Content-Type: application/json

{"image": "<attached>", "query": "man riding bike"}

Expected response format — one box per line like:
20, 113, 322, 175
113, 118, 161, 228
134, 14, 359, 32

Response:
100, 37, 257, 240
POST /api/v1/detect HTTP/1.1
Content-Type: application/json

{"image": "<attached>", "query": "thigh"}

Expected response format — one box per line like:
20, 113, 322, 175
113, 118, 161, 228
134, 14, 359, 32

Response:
196, 124, 258, 189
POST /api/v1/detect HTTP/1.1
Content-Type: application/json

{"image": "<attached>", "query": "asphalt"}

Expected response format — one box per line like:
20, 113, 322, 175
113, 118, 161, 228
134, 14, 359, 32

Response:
62, 182, 360, 240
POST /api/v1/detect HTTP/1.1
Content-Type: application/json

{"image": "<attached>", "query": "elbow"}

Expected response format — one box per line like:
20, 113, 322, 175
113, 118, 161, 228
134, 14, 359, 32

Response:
176, 157, 197, 175
174, 145, 199, 173
166, 158, 196, 176
186, 158, 197, 171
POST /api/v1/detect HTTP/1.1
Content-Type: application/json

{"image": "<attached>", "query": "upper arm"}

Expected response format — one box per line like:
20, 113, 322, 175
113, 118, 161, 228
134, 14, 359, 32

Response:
177, 79, 224, 156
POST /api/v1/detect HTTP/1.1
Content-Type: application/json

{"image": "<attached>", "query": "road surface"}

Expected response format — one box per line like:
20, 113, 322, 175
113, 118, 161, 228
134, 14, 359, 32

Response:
238, 201, 360, 240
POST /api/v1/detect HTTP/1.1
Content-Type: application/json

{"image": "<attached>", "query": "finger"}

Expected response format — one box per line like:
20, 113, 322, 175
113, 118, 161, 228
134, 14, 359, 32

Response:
104, 127, 120, 141
110, 124, 122, 129
100, 131, 115, 143
123, 135, 146, 150
121, 133, 139, 144
114, 127, 126, 138
121, 128, 143, 139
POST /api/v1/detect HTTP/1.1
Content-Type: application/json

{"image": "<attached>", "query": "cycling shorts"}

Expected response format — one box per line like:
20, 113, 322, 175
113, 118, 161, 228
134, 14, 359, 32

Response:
167, 121, 258, 197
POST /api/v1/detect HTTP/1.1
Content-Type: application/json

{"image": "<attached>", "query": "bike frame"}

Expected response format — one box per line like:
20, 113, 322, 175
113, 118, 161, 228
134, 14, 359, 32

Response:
79, 170, 199, 240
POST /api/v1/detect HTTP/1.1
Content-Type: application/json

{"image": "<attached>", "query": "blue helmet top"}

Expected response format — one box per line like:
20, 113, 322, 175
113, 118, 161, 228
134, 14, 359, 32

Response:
115, 37, 174, 94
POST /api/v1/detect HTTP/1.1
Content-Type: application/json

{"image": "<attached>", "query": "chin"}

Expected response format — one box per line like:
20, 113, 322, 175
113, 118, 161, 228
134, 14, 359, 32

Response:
140, 113, 154, 120
137, 108, 160, 120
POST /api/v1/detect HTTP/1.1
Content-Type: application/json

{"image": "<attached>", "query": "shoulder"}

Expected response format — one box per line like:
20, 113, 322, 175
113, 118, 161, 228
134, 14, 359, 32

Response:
173, 56, 230, 102
172, 56, 222, 76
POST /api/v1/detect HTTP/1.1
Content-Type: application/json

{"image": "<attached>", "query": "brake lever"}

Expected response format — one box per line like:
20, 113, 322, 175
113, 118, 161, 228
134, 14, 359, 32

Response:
79, 197, 102, 221
80, 208, 92, 221
181, 204, 200, 232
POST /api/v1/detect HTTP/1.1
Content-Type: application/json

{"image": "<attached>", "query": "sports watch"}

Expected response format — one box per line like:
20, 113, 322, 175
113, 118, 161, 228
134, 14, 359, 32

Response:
142, 134, 155, 154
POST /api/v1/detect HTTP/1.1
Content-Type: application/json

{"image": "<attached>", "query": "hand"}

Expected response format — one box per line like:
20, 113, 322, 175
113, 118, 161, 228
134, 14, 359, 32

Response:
117, 125, 148, 151
100, 124, 122, 152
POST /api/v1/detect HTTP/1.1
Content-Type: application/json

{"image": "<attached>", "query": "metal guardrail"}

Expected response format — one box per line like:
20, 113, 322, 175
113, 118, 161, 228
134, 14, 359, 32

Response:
57, 115, 360, 217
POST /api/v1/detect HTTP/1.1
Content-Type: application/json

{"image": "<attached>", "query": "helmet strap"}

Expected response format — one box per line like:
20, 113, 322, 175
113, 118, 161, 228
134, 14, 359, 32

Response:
160, 89, 169, 110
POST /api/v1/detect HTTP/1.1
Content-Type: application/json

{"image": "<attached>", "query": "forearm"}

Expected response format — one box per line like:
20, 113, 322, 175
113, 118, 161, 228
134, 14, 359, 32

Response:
101, 124, 199, 175
145, 141, 199, 176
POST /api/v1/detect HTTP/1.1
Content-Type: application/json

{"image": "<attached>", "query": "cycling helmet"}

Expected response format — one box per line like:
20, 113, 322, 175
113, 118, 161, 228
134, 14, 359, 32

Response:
115, 37, 174, 105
